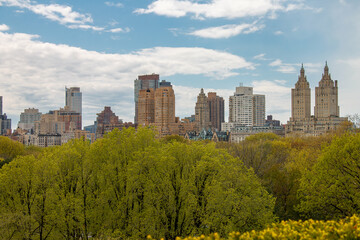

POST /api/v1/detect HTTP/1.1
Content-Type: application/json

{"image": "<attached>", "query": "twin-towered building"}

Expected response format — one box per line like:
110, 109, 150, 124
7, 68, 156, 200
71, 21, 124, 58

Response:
286, 62, 347, 136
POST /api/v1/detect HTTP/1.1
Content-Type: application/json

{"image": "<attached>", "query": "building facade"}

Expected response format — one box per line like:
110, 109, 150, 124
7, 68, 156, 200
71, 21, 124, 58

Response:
18, 108, 42, 132
138, 88, 155, 126
134, 74, 159, 124
207, 92, 225, 131
0, 96, 12, 135
65, 87, 82, 129
154, 81, 176, 135
286, 63, 347, 136
195, 89, 211, 131
228, 85, 265, 127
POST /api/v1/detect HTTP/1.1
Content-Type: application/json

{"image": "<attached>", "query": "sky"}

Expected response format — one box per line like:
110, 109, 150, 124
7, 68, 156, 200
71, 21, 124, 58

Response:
1, 0, 360, 128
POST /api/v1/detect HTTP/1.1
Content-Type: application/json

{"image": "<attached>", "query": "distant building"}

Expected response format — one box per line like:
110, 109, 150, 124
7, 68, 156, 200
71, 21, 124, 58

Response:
18, 108, 42, 132
195, 89, 211, 131
0, 96, 12, 135
138, 88, 155, 126
207, 92, 225, 131
229, 125, 285, 143
286, 63, 347, 136
95, 106, 123, 138
134, 74, 159, 124
228, 85, 265, 127
65, 87, 82, 129
154, 81, 176, 136
265, 115, 280, 127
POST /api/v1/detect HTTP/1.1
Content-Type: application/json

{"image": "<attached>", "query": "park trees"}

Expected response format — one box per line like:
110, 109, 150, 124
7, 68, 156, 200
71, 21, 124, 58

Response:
297, 133, 360, 220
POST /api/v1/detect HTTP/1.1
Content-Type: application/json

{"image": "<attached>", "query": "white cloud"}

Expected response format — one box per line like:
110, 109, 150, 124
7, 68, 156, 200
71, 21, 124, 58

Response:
253, 53, 270, 61
188, 22, 264, 39
108, 27, 130, 33
269, 59, 322, 74
68, 24, 105, 31
274, 30, 283, 35
0, 24, 9, 31
0, 31, 254, 127
0, 0, 101, 30
134, 0, 312, 19
105, 1, 123, 7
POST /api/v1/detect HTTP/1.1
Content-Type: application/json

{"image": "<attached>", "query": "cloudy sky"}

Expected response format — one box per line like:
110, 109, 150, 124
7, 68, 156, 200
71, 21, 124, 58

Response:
1, 0, 360, 128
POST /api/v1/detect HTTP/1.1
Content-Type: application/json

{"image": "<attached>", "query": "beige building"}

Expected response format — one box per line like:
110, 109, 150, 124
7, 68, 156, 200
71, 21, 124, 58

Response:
154, 81, 176, 136
195, 88, 211, 131
286, 63, 347, 136
138, 88, 155, 126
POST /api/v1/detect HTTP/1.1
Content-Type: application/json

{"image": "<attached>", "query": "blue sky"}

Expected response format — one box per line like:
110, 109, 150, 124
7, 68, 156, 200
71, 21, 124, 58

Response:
1, 0, 360, 128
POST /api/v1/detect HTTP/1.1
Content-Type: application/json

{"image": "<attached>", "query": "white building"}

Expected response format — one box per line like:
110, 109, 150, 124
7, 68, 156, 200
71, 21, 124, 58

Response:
228, 85, 265, 127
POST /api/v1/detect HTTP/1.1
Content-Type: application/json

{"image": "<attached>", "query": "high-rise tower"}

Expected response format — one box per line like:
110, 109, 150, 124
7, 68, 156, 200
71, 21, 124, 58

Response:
65, 87, 82, 114
207, 92, 224, 131
154, 81, 175, 135
134, 74, 159, 124
138, 88, 155, 126
291, 64, 311, 120
195, 89, 211, 131
314, 62, 339, 118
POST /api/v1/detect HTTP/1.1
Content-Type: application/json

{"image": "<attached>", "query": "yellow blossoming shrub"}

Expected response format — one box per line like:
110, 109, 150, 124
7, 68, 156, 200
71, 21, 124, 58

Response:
147, 215, 360, 240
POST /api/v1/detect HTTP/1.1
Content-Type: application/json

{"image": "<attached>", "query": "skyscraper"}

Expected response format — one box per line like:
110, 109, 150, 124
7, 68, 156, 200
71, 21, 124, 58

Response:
65, 87, 82, 114
314, 62, 339, 118
291, 64, 311, 120
154, 81, 175, 135
138, 88, 155, 126
195, 89, 211, 131
65, 87, 82, 129
134, 74, 159, 124
0, 96, 2, 115
207, 92, 224, 131
228, 85, 265, 127
253, 94, 266, 126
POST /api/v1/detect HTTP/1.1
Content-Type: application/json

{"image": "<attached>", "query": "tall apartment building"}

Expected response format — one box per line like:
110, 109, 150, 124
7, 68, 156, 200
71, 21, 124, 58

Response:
195, 89, 211, 131
0, 96, 12, 135
228, 85, 265, 126
134, 74, 159, 124
154, 81, 175, 135
286, 63, 347, 136
65, 87, 82, 129
18, 108, 42, 132
291, 64, 311, 121
314, 62, 339, 118
138, 88, 155, 126
65, 87, 82, 114
207, 92, 224, 131
253, 94, 266, 126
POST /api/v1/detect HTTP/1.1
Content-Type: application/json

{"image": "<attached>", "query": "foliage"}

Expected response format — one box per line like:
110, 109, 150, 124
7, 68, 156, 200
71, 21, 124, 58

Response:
0, 136, 25, 168
146, 215, 360, 240
297, 133, 360, 220
0, 127, 275, 240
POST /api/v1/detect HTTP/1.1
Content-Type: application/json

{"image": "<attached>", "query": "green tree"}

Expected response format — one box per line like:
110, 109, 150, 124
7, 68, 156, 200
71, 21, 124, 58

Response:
0, 136, 25, 168
298, 133, 360, 220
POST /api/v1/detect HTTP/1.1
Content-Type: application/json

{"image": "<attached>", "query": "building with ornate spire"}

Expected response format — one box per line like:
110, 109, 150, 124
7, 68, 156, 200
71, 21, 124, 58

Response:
286, 63, 347, 136
314, 62, 339, 118
291, 64, 311, 121
195, 88, 211, 131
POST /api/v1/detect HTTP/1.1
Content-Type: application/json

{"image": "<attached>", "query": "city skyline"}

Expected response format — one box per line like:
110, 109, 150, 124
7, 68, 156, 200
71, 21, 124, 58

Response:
1, 0, 359, 128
